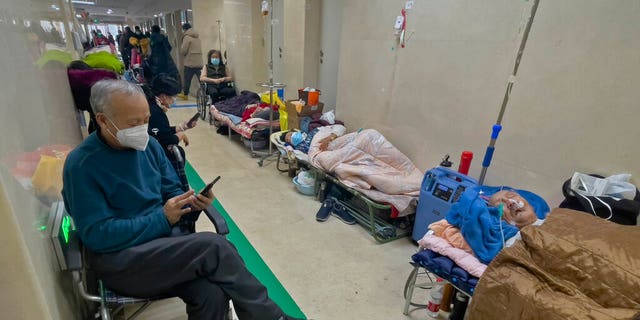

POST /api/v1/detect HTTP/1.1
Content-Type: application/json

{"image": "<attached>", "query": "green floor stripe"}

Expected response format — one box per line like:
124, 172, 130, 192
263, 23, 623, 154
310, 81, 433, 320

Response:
185, 161, 306, 319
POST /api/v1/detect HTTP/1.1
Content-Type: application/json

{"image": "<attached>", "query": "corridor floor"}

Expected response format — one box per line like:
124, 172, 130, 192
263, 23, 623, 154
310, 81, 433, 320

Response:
131, 100, 435, 320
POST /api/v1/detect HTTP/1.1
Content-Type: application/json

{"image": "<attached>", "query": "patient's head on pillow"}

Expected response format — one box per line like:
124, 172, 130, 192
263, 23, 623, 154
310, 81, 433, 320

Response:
489, 190, 537, 228
281, 132, 291, 143
284, 131, 306, 146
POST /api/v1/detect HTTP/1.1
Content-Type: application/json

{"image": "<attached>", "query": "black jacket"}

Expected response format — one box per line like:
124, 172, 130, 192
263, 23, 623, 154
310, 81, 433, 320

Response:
147, 96, 179, 150
148, 32, 179, 82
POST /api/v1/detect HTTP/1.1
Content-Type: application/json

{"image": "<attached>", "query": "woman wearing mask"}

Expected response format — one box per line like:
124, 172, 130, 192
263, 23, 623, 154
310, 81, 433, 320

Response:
200, 49, 237, 103
145, 74, 196, 153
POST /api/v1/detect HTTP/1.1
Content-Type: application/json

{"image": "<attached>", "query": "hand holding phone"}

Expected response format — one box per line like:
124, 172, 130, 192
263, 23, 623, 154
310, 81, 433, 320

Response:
200, 176, 221, 195
187, 112, 200, 129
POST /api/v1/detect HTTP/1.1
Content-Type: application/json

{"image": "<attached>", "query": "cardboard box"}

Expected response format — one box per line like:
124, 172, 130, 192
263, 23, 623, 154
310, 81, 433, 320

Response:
286, 100, 324, 129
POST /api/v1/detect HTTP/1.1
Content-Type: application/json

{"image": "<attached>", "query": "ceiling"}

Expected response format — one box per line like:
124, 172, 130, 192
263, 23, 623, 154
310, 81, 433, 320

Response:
71, 0, 191, 25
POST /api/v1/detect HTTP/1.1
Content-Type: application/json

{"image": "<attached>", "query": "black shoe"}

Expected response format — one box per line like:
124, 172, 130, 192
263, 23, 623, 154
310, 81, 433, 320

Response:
316, 198, 334, 222
331, 201, 357, 225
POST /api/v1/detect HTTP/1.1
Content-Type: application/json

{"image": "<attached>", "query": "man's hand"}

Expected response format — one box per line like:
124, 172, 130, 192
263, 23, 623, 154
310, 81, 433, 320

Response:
176, 132, 190, 146
192, 189, 215, 212
164, 191, 196, 225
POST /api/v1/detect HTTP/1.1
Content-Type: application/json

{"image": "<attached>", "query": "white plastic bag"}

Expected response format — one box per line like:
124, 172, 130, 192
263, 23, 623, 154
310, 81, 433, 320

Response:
319, 110, 335, 124
570, 172, 636, 200
297, 170, 316, 186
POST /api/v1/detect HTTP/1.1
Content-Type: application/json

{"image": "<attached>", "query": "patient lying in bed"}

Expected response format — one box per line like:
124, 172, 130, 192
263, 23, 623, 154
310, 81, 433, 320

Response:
418, 188, 547, 276
281, 124, 346, 154
421, 186, 549, 264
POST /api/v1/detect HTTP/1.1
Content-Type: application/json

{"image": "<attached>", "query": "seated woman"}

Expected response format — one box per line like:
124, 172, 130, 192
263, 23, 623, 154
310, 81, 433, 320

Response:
144, 74, 199, 233
200, 49, 237, 103
144, 74, 197, 157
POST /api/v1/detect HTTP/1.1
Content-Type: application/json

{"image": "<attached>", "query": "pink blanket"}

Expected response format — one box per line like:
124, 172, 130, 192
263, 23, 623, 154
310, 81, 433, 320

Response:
418, 234, 487, 278
310, 129, 422, 216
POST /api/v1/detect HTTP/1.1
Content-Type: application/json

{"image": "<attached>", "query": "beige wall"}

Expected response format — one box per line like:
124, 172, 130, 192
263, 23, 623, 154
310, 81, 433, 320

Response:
303, 0, 321, 88
336, 0, 640, 206
192, 0, 224, 71
0, 0, 86, 319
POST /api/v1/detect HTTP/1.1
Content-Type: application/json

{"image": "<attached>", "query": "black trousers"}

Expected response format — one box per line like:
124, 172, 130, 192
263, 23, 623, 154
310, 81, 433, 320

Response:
207, 83, 237, 103
88, 232, 284, 320
183, 67, 202, 95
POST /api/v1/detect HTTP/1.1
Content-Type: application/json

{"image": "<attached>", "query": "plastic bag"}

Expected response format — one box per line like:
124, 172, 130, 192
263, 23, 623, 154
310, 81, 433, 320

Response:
570, 172, 636, 200
319, 110, 335, 124
297, 170, 316, 186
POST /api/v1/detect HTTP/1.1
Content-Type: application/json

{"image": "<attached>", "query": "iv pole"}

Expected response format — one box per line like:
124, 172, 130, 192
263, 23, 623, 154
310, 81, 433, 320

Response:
256, 0, 285, 167
216, 19, 222, 55
478, 0, 540, 185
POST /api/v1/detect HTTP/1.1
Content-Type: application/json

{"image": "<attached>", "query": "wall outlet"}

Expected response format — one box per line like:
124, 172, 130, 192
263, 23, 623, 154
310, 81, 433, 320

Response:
394, 15, 404, 29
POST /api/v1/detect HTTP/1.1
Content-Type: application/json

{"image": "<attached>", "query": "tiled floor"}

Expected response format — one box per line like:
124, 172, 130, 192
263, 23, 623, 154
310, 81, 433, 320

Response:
130, 99, 438, 319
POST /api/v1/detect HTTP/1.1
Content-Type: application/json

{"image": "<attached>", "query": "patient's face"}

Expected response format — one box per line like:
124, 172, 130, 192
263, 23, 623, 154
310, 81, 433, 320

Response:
489, 190, 537, 228
284, 132, 293, 144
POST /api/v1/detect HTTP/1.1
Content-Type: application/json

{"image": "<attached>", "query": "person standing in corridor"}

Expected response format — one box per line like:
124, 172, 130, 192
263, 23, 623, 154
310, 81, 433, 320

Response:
178, 23, 203, 100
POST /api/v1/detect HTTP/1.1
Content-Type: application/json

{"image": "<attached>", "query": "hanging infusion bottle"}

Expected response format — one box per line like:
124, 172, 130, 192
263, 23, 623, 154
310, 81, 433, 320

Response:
261, 0, 269, 16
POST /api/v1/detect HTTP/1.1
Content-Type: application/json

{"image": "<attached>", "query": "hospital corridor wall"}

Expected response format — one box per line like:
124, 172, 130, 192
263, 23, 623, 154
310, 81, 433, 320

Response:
335, 0, 640, 206
0, 0, 86, 319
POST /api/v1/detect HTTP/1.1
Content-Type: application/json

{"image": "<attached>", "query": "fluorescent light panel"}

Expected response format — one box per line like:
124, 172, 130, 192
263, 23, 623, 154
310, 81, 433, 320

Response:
71, 1, 96, 5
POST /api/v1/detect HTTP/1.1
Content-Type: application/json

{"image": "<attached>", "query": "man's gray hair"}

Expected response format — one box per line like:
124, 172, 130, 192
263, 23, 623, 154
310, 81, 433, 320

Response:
90, 79, 144, 116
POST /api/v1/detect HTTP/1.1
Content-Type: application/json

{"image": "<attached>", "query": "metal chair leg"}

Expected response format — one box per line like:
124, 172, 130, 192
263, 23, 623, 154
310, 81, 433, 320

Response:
403, 264, 420, 315
99, 281, 112, 320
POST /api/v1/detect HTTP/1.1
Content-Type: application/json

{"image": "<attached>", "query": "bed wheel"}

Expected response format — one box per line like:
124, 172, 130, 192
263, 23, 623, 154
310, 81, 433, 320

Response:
375, 226, 396, 240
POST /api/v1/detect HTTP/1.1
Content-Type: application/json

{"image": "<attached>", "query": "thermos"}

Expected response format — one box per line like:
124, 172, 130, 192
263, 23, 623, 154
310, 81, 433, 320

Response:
458, 151, 473, 175
448, 291, 470, 320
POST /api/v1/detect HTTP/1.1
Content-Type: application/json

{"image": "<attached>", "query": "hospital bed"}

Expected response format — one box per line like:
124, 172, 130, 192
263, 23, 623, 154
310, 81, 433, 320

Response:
270, 130, 413, 243
210, 105, 280, 158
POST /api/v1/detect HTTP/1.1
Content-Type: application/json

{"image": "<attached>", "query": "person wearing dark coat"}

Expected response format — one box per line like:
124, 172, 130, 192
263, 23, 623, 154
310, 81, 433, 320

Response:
144, 74, 199, 227
144, 74, 195, 155
147, 25, 180, 86
119, 27, 135, 68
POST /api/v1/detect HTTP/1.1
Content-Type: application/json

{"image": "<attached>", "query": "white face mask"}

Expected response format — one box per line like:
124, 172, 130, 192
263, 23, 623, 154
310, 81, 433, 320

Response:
106, 117, 149, 151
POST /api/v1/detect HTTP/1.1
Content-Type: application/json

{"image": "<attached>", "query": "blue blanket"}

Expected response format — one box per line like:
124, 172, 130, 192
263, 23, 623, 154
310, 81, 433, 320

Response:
445, 186, 549, 264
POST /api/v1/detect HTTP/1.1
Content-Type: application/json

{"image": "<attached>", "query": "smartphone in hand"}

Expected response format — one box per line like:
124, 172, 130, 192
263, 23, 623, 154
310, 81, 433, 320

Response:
199, 176, 221, 195
187, 112, 200, 128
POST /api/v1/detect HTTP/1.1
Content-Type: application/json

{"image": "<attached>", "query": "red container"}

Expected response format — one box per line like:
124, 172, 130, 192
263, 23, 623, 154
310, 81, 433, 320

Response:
458, 151, 473, 175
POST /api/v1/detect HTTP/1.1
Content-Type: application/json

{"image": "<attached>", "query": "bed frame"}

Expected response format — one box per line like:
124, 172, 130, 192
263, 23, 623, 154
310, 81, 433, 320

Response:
270, 131, 413, 243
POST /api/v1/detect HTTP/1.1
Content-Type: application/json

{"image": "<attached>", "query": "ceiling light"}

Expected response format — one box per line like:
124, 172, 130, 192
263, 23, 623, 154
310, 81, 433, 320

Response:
187, 9, 192, 12
153, 14, 158, 17
71, 1, 96, 5
76, 14, 81, 18
107, 9, 113, 14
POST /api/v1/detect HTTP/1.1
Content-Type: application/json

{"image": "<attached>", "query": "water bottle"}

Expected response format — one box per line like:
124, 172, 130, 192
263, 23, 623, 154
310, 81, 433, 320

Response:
427, 280, 444, 318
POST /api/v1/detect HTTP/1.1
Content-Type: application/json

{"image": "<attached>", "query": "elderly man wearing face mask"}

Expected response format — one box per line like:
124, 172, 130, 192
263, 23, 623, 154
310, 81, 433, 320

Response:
62, 79, 303, 320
